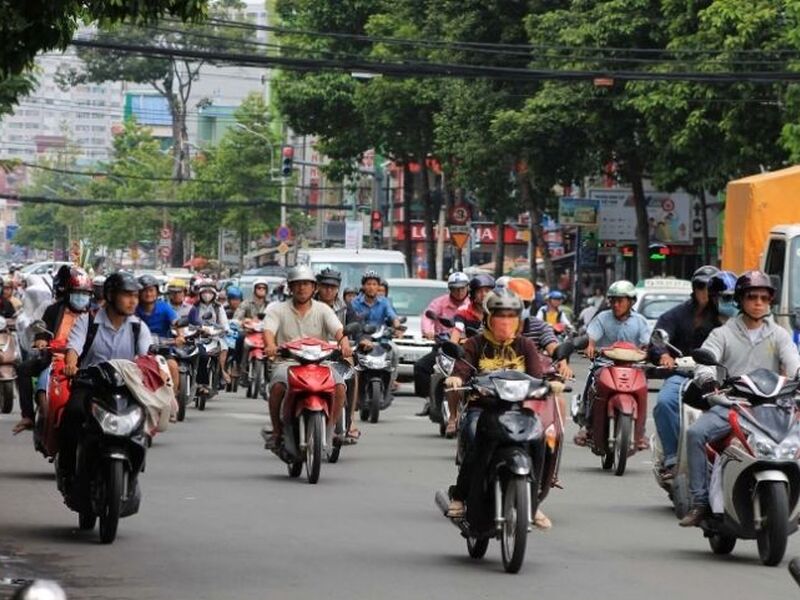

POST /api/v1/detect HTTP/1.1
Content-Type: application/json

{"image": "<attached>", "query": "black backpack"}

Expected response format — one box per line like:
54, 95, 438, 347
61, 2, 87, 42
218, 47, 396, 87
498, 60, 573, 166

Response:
79, 313, 142, 364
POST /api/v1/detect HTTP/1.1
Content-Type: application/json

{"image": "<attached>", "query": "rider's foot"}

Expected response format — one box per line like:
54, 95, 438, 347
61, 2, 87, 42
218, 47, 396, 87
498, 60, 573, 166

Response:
446, 499, 465, 518
221, 370, 232, 384
445, 420, 457, 438
415, 402, 431, 417
679, 505, 709, 527
573, 428, 588, 447
636, 437, 650, 451
12, 417, 33, 435
533, 508, 552, 530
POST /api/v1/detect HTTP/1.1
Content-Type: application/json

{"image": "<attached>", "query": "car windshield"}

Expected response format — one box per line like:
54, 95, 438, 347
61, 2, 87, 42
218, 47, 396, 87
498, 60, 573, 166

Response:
390, 285, 447, 316
310, 262, 406, 291
638, 295, 686, 320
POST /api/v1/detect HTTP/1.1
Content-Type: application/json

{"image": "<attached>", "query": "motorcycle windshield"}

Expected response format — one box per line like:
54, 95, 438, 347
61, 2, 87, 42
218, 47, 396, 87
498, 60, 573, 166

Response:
748, 404, 795, 442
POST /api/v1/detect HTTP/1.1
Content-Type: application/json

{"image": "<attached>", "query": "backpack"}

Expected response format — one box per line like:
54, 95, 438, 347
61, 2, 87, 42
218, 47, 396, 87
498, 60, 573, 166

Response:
79, 313, 142, 364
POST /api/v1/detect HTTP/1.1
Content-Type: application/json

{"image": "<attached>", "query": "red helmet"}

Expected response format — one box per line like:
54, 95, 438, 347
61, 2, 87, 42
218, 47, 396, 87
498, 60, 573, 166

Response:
68, 267, 92, 293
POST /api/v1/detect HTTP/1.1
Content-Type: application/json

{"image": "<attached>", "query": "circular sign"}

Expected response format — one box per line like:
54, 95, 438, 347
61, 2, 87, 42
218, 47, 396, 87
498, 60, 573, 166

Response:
661, 198, 675, 212
160, 227, 172, 240
276, 226, 291, 241
449, 204, 470, 225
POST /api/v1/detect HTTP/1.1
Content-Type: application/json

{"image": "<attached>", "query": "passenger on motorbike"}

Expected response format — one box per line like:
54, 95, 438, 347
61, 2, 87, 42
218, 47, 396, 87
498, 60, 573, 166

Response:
451, 274, 495, 344
3, 276, 21, 312
535, 290, 571, 328
444, 290, 547, 524
574, 280, 650, 448
679, 270, 800, 526
343, 287, 358, 306
60, 272, 153, 484
262, 266, 353, 448
189, 279, 231, 387
650, 266, 727, 477
90, 275, 106, 314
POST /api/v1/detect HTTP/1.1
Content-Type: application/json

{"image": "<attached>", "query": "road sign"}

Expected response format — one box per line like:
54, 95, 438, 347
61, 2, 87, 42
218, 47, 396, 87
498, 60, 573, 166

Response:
278, 242, 290, 255
449, 225, 470, 250
158, 246, 172, 260
345, 220, 364, 251
276, 226, 291, 241
449, 204, 470, 225
160, 227, 172, 240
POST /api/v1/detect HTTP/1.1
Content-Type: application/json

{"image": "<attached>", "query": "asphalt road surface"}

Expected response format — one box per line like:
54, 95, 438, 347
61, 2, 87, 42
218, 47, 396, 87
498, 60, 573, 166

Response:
1, 358, 798, 599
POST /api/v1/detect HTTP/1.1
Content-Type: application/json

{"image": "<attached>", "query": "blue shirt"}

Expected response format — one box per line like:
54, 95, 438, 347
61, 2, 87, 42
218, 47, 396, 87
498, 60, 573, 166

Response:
136, 299, 177, 338
586, 309, 650, 349
349, 293, 398, 327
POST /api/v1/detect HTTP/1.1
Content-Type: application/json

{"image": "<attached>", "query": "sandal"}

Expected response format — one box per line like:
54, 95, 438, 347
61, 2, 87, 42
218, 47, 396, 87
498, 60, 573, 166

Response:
12, 417, 34, 435
636, 438, 651, 451
446, 499, 465, 518
445, 420, 457, 438
533, 509, 552, 530
573, 428, 588, 447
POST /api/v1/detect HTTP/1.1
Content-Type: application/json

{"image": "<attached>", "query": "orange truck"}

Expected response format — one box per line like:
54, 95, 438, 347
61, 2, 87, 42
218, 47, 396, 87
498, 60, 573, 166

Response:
723, 165, 800, 332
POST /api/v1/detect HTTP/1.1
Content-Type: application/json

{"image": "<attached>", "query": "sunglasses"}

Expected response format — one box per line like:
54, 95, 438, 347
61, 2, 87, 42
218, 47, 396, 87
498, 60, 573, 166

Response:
609, 297, 629, 304
744, 292, 772, 303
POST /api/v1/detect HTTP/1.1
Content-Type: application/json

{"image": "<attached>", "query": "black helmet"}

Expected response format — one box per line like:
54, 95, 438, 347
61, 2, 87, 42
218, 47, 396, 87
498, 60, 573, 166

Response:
316, 268, 342, 287
362, 270, 381, 285
104, 272, 141, 302
734, 270, 775, 304
469, 274, 495, 297
138, 274, 160, 291
691, 265, 720, 288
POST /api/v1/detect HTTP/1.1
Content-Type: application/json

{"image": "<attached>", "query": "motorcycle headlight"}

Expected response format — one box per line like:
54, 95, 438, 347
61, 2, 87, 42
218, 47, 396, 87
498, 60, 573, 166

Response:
776, 431, 800, 459
492, 378, 531, 402
91, 403, 143, 436
748, 430, 777, 458
360, 355, 388, 369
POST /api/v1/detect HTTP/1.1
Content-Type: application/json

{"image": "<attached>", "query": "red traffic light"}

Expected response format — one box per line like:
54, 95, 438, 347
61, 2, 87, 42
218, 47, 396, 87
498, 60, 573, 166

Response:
371, 210, 382, 223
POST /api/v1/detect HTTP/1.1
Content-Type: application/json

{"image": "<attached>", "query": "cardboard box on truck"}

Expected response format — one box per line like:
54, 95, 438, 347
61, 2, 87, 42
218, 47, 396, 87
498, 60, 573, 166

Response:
722, 165, 800, 273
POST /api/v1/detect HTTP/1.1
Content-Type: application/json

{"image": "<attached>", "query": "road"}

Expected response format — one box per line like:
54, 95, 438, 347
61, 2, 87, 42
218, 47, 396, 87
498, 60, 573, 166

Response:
1, 358, 798, 599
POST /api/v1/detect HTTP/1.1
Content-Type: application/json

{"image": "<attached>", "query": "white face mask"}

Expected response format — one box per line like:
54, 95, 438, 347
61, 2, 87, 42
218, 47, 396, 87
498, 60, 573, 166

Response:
69, 292, 91, 312
200, 292, 215, 304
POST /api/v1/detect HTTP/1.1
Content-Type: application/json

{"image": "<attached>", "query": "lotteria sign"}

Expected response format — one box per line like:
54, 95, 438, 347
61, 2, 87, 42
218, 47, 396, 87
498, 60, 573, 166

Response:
394, 223, 528, 245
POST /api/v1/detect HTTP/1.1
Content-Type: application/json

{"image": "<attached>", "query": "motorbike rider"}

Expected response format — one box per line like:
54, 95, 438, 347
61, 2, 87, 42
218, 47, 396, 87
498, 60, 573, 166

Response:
343, 287, 358, 306
224, 286, 244, 320
314, 268, 349, 325
189, 278, 231, 388
2, 276, 22, 312
679, 270, 800, 526
413, 272, 470, 414
60, 272, 153, 485
377, 278, 389, 298
167, 279, 196, 321
90, 275, 106, 314
262, 266, 353, 448
650, 266, 726, 477
535, 290, 571, 328
234, 279, 270, 322
451, 274, 495, 344
444, 290, 549, 526
574, 280, 651, 448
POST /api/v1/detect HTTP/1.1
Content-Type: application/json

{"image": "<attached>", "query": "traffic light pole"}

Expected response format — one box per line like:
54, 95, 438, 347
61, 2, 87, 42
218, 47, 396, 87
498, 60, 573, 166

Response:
280, 176, 287, 228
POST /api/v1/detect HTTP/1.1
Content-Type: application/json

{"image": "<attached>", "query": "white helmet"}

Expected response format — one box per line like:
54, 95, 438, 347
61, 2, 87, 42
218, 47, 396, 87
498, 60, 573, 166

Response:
287, 266, 317, 284
252, 278, 270, 292
447, 272, 469, 289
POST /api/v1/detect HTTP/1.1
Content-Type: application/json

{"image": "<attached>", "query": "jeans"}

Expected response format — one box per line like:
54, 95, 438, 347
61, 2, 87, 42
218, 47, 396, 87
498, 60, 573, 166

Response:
654, 374, 688, 467
687, 406, 731, 506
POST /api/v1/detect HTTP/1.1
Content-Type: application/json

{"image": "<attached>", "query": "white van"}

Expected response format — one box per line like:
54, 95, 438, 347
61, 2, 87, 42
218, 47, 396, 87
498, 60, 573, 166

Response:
296, 249, 408, 292
760, 224, 800, 334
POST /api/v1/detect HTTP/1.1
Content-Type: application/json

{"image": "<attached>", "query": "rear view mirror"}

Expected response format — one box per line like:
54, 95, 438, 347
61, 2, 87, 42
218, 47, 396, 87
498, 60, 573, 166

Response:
425, 310, 437, 320
398, 316, 407, 324
551, 340, 575, 362
572, 335, 590, 351
343, 322, 362, 337
175, 317, 190, 328
202, 311, 213, 321
440, 341, 465, 360
363, 324, 377, 335
30, 320, 50, 335
691, 348, 719, 366
650, 328, 669, 349
793, 311, 800, 331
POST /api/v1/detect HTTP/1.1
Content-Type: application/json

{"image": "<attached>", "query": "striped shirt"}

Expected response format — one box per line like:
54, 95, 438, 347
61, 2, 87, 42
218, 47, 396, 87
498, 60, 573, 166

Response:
522, 316, 558, 352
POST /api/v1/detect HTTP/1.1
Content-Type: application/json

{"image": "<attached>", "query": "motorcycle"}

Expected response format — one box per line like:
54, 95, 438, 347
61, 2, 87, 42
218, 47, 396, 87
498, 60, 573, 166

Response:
685, 348, 800, 566
270, 337, 342, 484
435, 366, 550, 574
242, 320, 266, 399
194, 322, 226, 411
571, 341, 649, 476
58, 362, 148, 544
150, 322, 199, 423
0, 315, 19, 414
29, 333, 71, 459
225, 321, 241, 394
354, 323, 398, 424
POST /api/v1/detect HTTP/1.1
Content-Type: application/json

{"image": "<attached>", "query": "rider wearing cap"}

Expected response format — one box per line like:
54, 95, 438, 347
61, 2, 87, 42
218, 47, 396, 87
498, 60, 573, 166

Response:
650, 266, 725, 476
224, 286, 244, 320
679, 271, 800, 527
535, 290, 571, 327
420, 272, 470, 339
167, 279, 196, 322
314, 268, 348, 325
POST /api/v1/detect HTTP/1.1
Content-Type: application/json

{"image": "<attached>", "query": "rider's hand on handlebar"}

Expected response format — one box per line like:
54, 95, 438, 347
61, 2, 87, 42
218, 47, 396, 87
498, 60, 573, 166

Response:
175, 335, 185, 348
659, 354, 676, 369
445, 376, 463, 389
339, 337, 353, 359
265, 343, 278, 360
585, 342, 597, 360
555, 359, 573, 380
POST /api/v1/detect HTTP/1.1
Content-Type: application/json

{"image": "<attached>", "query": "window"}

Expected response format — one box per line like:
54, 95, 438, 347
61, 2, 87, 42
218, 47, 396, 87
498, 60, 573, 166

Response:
764, 238, 786, 306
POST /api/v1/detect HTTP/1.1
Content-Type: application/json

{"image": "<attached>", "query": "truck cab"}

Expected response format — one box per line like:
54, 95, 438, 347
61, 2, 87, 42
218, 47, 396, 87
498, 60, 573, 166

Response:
760, 225, 800, 335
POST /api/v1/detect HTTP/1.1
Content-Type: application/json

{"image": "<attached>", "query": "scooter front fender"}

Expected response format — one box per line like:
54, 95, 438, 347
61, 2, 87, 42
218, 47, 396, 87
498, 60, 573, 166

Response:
492, 446, 532, 476
294, 395, 330, 417
607, 393, 638, 419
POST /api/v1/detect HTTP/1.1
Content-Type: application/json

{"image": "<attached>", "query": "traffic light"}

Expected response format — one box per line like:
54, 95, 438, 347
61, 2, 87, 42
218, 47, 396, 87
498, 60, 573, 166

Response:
371, 227, 383, 248
281, 146, 294, 178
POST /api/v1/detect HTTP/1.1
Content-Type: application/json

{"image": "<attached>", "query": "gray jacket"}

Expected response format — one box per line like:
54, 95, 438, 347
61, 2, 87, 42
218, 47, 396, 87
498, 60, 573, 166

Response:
695, 315, 800, 383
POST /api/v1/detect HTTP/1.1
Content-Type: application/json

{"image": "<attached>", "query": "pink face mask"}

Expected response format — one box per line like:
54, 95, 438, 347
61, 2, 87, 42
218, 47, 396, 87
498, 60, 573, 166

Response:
489, 316, 519, 342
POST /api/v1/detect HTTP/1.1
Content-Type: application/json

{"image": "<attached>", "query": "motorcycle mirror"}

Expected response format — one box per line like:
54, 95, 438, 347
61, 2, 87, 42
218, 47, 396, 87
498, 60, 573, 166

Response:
691, 348, 719, 366
175, 317, 190, 328
202, 311, 213, 321
30, 320, 52, 336
551, 340, 575, 362
572, 334, 590, 351
343, 322, 362, 337
424, 310, 437, 320
363, 324, 377, 335
439, 316, 455, 329
398, 316, 407, 324
793, 312, 800, 331
650, 328, 669, 348
788, 557, 800, 588
440, 341, 465, 360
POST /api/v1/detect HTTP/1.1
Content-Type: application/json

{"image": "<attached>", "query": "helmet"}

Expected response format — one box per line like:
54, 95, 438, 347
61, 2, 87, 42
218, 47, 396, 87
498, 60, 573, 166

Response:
469, 274, 495, 297
252, 278, 270, 292
692, 265, 720, 288
316, 268, 342, 287
734, 270, 775, 304
343, 287, 358, 296
484, 289, 524, 316
226, 286, 243, 301
287, 265, 317, 284
68, 267, 92, 293
103, 272, 141, 302
607, 280, 637, 299
507, 278, 535, 302
709, 271, 737, 298
447, 272, 469, 289
494, 275, 511, 291
361, 269, 381, 285
195, 277, 215, 291
547, 290, 565, 301
137, 274, 160, 291
167, 278, 185, 293
92, 275, 106, 287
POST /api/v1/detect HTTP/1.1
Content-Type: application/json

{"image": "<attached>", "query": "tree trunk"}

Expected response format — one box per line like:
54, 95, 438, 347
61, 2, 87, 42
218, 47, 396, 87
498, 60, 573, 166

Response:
523, 177, 556, 288
699, 188, 711, 265
630, 172, 650, 281
495, 221, 506, 279
420, 158, 437, 280
403, 163, 413, 276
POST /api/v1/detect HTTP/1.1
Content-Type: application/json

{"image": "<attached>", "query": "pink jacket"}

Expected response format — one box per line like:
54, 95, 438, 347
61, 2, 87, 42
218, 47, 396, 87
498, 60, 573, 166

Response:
421, 294, 469, 337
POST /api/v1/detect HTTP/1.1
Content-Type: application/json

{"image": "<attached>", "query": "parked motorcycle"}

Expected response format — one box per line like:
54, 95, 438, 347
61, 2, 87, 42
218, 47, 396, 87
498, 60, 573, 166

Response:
435, 366, 550, 574
571, 341, 649, 476
684, 348, 800, 566
0, 315, 19, 413
58, 362, 148, 544
269, 337, 342, 484
354, 324, 398, 424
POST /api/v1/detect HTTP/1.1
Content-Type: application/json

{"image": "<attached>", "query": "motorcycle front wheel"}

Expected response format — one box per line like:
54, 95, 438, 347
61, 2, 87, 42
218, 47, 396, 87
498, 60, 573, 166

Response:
177, 373, 189, 422
613, 413, 632, 477
756, 481, 789, 566
98, 461, 124, 544
305, 412, 323, 484
369, 379, 381, 424
500, 475, 530, 574
0, 380, 13, 414
466, 536, 489, 559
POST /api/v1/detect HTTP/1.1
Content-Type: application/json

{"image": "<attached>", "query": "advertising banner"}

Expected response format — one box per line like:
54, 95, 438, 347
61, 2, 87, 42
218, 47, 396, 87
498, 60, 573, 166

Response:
589, 189, 693, 245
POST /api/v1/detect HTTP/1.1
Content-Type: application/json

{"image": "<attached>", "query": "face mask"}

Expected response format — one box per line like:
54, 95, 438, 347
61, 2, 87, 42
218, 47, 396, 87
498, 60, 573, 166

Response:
69, 292, 91, 312
489, 316, 519, 342
718, 299, 738, 317
200, 292, 215, 304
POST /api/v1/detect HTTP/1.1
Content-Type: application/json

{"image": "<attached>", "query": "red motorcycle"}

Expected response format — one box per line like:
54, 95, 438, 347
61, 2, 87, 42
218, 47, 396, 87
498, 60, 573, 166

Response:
243, 320, 266, 399
272, 337, 341, 484
582, 342, 649, 476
